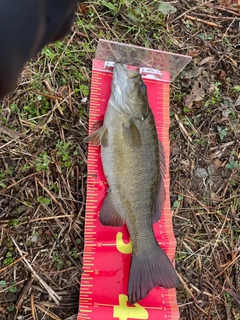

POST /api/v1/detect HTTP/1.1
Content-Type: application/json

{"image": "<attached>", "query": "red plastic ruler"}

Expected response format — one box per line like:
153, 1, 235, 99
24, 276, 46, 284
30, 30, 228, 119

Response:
78, 59, 179, 320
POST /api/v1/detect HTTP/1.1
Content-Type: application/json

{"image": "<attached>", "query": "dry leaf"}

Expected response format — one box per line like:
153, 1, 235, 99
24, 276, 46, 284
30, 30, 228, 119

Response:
0, 126, 23, 139
181, 67, 203, 80
184, 80, 206, 108
199, 56, 214, 66
188, 49, 200, 58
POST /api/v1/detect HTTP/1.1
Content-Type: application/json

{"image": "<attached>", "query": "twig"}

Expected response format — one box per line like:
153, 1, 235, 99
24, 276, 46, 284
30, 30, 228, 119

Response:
210, 209, 229, 257
0, 172, 39, 195
210, 140, 235, 151
0, 253, 28, 273
89, 4, 119, 38
177, 272, 196, 300
11, 237, 61, 305
30, 215, 75, 222
35, 303, 62, 320
36, 178, 69, 217
0, 279, 26, 294
206, 4, 240, 17
44, 79, 64, 116
172, 0, 215, 23
193, 12, 240, 20
185, 14, 223, 28
174, 114, 193, 143
15, 276, 34, 314
175, 187, 210, 213
47, 223, 83, 274
216, 253, 240, 277
52, 31, 76, 73
31, 295, 37, 320
31, 89, 62, 101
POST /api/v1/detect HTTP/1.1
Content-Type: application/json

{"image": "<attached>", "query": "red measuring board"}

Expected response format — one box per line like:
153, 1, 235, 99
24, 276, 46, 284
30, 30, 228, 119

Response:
78, 60, 179, 320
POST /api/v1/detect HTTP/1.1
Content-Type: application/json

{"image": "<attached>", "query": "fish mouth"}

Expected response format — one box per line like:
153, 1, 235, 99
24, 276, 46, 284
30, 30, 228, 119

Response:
111, 63, 148, 120
112, 63, 140, 98
114, 63, 139, 81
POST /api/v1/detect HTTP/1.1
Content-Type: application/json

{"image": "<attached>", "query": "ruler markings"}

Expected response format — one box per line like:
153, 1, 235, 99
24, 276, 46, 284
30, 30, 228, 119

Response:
79, 66, 178, 319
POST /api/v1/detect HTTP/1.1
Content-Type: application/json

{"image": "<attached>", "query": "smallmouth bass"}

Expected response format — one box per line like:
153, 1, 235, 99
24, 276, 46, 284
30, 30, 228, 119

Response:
84, 63, 179, 304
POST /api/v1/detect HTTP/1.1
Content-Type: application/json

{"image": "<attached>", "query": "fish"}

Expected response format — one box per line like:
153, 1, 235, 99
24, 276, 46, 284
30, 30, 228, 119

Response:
84, 62, 179, 304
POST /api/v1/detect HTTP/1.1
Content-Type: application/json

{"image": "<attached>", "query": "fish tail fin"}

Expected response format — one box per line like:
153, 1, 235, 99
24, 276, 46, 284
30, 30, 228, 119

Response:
128, 243, 179, 304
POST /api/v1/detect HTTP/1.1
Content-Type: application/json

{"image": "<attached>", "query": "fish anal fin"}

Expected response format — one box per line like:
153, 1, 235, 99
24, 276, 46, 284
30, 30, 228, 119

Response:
123, 121, 142, 150
128, 243, 179, 305
152, 140, 166, 223
83, 126, 107, 146
100, 191, 124, 227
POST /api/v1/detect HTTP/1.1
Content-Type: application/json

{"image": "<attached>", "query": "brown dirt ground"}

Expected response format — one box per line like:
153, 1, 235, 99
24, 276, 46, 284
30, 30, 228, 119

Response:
0, 1, 239, 319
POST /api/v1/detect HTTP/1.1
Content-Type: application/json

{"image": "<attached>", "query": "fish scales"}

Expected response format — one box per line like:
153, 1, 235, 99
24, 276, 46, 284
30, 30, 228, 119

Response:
103, 106, 159, 255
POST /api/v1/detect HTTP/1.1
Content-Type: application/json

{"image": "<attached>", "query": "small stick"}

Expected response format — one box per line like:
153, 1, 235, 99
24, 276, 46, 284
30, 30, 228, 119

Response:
0, 253, 28, 273
30, 214, 74, 222
11, 237, 61, 305
185, 14, 223, 28
175, 186, 210, 213
31, 90, 62, 101
35, 304, 62, 320
207, 4, 240, 17
15, 276, 34, 313
0, 172, 39, 195
193, 12, 240, 20
31, 295, 37, 320
47, 223, 83, 274
216, 253, 240, 277
177, 272, 196, 301
210, 209, 229, 257
36, 179, 69, 217
210, 140, 235, 151
172, 0, 215, 22
44, 79, 64, 116
174, 114, 193, 143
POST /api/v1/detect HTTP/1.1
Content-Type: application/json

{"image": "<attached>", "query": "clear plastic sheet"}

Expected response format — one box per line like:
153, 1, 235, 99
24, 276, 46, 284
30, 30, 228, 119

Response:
95, 39, 192, 82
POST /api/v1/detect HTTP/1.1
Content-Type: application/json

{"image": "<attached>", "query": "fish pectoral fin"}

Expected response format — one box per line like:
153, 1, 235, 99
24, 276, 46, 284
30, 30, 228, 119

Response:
100, 126, 108, 148
152, 140, 166, 223
122, 121, 142, 150
100, 191, 124, 227
83, 125, 108, 147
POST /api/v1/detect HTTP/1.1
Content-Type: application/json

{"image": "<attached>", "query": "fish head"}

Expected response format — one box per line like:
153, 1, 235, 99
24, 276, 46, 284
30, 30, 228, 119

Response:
111, 63, 149, 120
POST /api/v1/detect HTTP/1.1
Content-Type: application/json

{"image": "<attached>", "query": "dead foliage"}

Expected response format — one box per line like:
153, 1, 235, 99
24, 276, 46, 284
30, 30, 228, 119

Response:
0, 0, 239, 319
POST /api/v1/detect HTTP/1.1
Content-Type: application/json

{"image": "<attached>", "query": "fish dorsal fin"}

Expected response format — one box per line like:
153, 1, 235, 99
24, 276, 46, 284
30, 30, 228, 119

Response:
122, 121, 142, 150
83, 125, 108, 147
100, 190, 125, 227
152, 140, 166, 223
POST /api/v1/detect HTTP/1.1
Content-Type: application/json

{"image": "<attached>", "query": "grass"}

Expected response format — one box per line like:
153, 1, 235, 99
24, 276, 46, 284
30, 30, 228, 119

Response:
0, 1, 240, 319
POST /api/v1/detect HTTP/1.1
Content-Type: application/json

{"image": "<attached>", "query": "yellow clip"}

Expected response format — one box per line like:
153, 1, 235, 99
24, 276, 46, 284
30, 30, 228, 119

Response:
113, 294, 148, 320
116, 232, 132, 254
